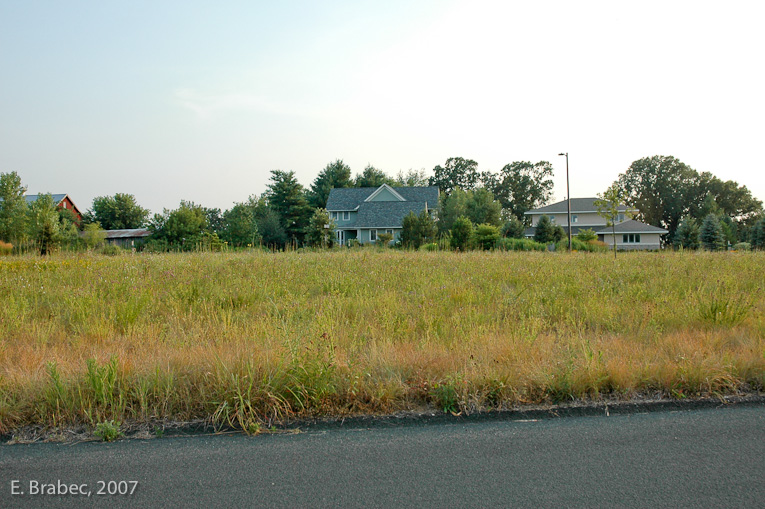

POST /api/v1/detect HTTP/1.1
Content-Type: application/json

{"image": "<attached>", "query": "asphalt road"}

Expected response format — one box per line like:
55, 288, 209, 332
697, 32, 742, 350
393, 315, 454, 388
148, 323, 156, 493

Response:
1, 405, 763, 508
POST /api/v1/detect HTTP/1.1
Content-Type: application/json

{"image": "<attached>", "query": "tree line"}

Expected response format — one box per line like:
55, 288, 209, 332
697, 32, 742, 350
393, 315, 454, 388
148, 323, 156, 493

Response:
1, 154, 763, 254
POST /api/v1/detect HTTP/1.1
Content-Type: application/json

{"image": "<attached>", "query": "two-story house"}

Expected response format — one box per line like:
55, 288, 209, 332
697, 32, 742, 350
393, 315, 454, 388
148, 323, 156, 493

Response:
524, 198, 667, 250
326, 184, 439, 245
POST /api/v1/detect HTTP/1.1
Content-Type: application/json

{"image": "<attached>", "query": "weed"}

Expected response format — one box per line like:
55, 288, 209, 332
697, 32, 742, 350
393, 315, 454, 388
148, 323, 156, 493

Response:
94, 420, 123, 442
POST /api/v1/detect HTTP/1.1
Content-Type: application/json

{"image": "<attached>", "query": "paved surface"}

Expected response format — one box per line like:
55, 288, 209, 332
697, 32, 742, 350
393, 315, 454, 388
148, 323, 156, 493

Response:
1, 405, 763, 508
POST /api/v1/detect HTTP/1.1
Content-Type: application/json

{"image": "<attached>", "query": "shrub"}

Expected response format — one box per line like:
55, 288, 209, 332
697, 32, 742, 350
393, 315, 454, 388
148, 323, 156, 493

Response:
377, 233, 393, 246
96, 244, 122, 256
0, 240, 12, 256
732, 242, 751, 251
496, 237, 546, 251
576, 228, 597, 242
556, 238, 608, 252
420, 242, 439, 252
472, 224, 500, 250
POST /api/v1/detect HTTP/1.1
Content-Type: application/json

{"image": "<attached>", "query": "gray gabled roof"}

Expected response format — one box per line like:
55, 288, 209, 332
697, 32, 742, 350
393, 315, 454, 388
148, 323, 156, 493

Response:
525, 198, 632, 215
595, 220, 668, 235
26, 194, 69, 205
338, 201, 428, 229
326, 186, 439, 210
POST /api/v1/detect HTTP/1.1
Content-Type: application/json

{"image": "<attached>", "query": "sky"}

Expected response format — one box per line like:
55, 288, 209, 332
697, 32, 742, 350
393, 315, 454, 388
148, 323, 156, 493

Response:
1, 0, 764, 215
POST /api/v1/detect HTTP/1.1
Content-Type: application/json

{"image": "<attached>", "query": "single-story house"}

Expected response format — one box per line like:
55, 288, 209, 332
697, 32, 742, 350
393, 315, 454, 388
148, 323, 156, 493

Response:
25, 194, 83, 222
524, 197, 668, 250
326, 184, 439, 245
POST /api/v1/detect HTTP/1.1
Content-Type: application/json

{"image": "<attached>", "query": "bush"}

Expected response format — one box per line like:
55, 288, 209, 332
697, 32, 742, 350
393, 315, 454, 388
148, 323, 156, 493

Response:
576, 228, 597, 242
377, 233, 393, 246
556, 238, 609, 252
0, 241, 12, 256
496, 238, 546, 251
96, 243, 122, 256
733, 242, 751, 251
420, 242, 439, 252
472, 224, 500, 250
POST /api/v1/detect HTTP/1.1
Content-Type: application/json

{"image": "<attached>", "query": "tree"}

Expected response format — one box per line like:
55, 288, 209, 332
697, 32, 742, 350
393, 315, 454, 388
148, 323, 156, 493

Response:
148, 201, 208, 250
205, 207, 226, 236
500, 216, 526, 239
472, 224, 500, 250
429, 157, 480, 196
84, 193, 149, 230
482, 161, 554, 222
450, 216, 473, 251
750, 218, 765, 250
533, 215, 562, 244
0, 171, 28, 244
308, 160, 353, 208
674, 216, 700, 250
594, 184, 624, 259
304, 208, 336, 248
83, 222, 107, 249
395, 168, 429, 187
354, 165, 395, 188
438, 187, 502, 233
267, 170, 313, 244
466, 187, 502, 227
700, 214, 725, 251
27, 193, 61, 255
613, 156, 763, 244
222, 203, 259, 247
400, 210, 436, 249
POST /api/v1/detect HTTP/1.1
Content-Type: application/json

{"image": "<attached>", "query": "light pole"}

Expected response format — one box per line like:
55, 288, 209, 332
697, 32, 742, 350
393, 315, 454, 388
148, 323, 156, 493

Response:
558, 152, 572, 252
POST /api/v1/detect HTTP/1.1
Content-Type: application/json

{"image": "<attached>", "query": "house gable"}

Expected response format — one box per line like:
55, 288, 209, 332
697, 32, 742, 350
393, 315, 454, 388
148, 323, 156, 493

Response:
365, 184, 406, 202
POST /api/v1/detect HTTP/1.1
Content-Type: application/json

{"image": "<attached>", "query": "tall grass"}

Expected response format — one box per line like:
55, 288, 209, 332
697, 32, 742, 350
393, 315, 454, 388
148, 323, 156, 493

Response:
0, 250, 763, 435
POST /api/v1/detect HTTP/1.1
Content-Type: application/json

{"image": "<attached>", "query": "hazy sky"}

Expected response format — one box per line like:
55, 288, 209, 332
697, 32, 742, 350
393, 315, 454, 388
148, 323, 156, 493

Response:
2, 0, 764, 214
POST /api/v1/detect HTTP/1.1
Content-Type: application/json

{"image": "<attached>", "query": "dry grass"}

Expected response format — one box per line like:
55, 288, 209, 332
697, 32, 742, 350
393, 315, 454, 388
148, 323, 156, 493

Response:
0, 249, 763, 435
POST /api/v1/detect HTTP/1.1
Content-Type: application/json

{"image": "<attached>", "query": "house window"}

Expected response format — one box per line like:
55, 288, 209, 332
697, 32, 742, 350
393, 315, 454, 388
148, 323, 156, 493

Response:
370, 229, 377, 242
622, 234, 641, 243
385, 229, 393, 235
571, 215, 578, 223
617, 213, 625, 222
342, 211, 350, 221
549, 216, 555, 223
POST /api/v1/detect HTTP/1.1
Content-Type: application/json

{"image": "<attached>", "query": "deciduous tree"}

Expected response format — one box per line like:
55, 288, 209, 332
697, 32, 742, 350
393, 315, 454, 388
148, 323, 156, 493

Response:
482, 161, 554, 222
84, 193, 149, 230
0, 171, 28, 244
429, 157, 479, 196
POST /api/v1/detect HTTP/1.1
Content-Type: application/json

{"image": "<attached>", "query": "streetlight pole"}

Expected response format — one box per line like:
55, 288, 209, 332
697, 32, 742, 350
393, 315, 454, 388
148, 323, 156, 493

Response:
558, 152, 572, 252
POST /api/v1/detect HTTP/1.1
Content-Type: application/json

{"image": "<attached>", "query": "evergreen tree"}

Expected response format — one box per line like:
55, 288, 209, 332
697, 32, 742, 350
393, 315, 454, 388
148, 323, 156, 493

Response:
400, 210, 436, 249
500, 215, 526, 239
674, 216, 700, 249
533, 215, 556, 244
450, 216, 473, 251
308, 160, 353, 208
267, 170, 312, 244
750, 218, 765, 250
700, 213, 725, 251
472, 224, 500, 250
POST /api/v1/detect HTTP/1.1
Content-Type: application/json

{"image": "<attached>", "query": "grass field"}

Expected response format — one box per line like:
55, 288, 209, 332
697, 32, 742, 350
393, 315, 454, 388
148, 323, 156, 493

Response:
1, 250, 763, 437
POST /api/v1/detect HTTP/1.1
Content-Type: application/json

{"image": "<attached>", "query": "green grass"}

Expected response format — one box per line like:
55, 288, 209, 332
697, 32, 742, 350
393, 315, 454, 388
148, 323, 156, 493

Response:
0, 250, 763, 436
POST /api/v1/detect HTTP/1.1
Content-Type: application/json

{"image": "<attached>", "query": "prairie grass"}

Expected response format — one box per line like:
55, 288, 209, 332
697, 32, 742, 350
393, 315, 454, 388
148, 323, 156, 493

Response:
0, 250, 763, 435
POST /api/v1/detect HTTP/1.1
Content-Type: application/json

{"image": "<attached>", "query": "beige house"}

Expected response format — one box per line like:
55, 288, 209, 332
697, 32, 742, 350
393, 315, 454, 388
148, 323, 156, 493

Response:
524, 198, 667, 250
